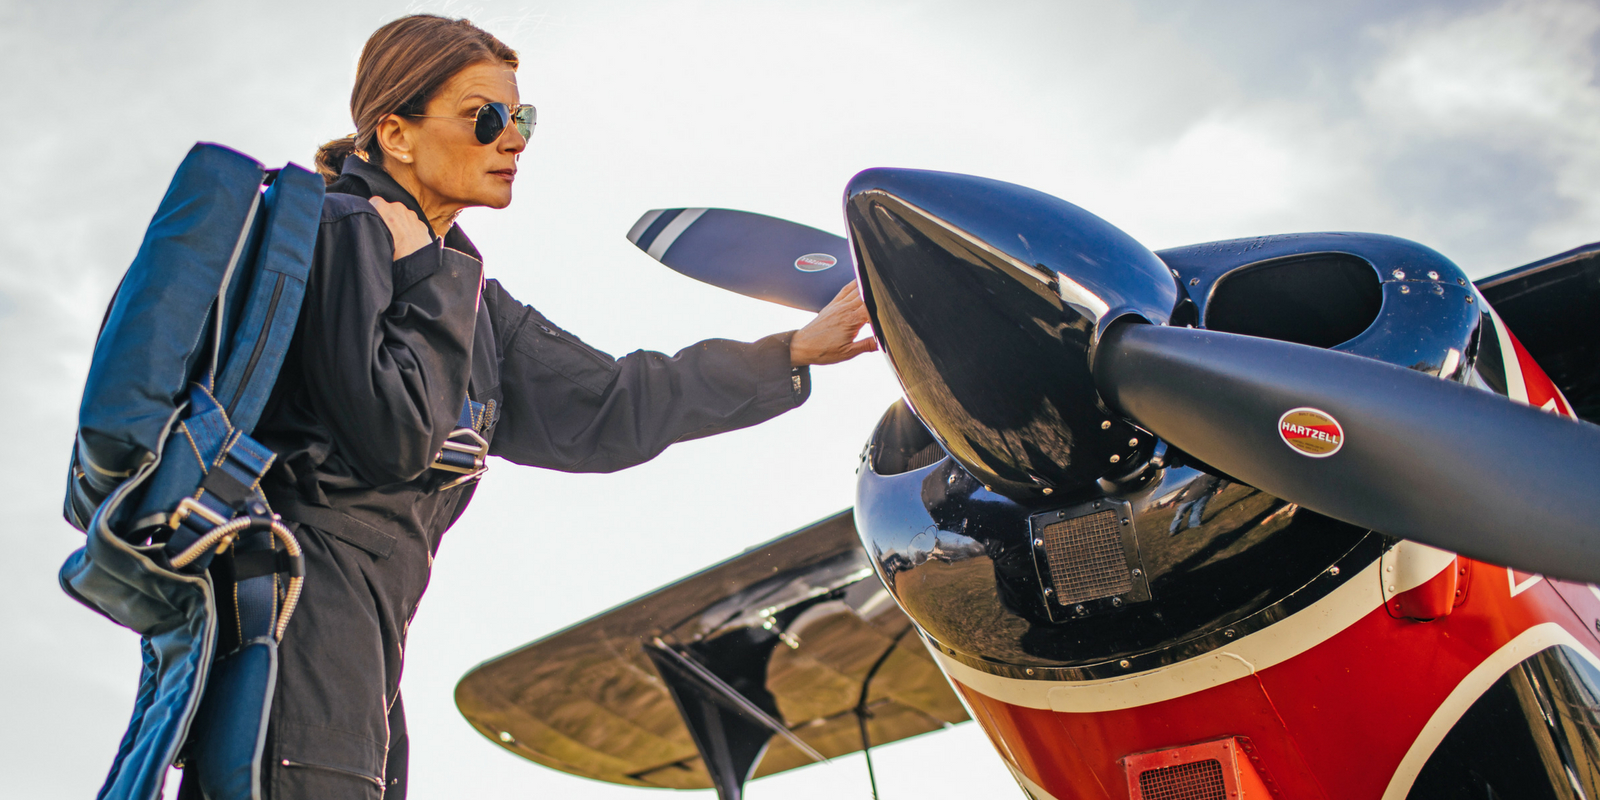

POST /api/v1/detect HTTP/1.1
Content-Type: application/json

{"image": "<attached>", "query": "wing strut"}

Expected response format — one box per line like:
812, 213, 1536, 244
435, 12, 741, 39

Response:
645, 638, 828, 800
854, 625, 914, 800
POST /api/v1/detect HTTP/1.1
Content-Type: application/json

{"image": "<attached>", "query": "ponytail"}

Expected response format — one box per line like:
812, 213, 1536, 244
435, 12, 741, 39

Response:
314, 134, 361, 186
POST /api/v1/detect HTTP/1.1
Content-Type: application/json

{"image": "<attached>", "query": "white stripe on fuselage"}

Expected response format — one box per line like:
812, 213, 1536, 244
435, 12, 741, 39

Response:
1483, 299, 1529, 404
1482, 294, 1577, 415
932, 541, 1457, 712
1380, 622, 1600, 800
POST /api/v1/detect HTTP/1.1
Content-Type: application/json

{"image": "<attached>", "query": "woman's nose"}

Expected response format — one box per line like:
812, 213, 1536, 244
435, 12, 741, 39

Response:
500, 126, 526, 154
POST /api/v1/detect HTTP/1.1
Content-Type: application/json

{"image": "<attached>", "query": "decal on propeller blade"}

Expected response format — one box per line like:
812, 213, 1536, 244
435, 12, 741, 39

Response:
794, 253, 838, 272
1279, 408, 1344, 457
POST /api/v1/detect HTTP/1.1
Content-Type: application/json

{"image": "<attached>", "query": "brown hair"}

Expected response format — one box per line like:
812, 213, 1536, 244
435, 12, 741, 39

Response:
314, 15, 518, 184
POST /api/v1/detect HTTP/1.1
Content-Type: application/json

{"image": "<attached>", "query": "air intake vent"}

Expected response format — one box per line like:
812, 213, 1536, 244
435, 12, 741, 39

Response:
1123, 737, 1277, 800
1030, 499, 1150, 621
1138, 759, 1225, 800
1040, 510, 1132, 603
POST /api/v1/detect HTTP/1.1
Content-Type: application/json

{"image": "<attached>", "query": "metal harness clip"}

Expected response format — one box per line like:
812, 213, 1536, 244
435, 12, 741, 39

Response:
433, 427, 489, 490
168, 496, 231, 531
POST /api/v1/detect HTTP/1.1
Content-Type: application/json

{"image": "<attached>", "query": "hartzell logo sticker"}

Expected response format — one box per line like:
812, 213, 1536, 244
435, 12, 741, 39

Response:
1278, 407, 1344, 457
794, 253, 838, 272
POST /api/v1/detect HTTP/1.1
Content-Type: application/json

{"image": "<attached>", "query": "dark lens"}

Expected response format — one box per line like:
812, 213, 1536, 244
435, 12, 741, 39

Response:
474, 103, 509, 144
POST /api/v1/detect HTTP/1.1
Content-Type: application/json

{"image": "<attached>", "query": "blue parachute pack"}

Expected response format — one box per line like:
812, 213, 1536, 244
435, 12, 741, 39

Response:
60, 143, 324, 800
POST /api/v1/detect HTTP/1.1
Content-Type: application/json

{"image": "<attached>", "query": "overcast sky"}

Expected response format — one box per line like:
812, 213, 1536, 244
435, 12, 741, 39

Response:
2, 1, 1596, 798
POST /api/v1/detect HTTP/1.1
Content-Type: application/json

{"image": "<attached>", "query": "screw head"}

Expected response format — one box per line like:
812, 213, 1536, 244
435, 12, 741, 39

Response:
1100, 420, 1112, 430
1189, 277, 1200, 286
1458, 277, 1467, 286
1043, 587, 1053, 596
1034, 538, 1044, 547
1042, 487, 1053, 495
1132, 568, 1143, 577
1120, 659, 1131, 668
1109, 454, 1121, 464
1392, 269, 1406, 280
1074, 604, 1086, 615
1400, 285, 1411, 294
1427, 271, 1440, 280
1329, 566, 1341, 576
1026, 668, 1035, 675
499, 731, 514, 743
1128, 438, 1138, 447
1467, 295, 1474, 303
1224, 629, 1235, 638
1111, 597, 1123, 607
1121, 518, 1130, 525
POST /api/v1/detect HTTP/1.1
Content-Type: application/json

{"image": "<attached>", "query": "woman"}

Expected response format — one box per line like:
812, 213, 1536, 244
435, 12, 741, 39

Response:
234, 14, 875, 798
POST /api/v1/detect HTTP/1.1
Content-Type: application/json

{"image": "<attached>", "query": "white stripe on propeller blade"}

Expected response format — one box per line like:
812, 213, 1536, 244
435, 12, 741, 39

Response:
626, 209, 666, 245
647, 208, 708, 260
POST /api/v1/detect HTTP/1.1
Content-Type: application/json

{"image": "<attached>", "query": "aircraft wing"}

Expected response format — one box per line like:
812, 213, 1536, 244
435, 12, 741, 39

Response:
1477, 242, 1600, 423
455, 511, 968, 791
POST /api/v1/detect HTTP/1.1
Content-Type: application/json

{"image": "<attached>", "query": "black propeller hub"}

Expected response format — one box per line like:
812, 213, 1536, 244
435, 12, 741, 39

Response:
845, 168, 1181, 499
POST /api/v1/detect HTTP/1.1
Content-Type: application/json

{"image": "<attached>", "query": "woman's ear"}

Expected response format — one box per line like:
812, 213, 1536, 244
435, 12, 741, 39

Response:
373, 114, 415, 164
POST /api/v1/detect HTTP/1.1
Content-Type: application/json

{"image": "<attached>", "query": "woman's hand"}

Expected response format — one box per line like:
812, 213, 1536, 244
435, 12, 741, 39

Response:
370, 196, 432, 261
790, 281, 879, 367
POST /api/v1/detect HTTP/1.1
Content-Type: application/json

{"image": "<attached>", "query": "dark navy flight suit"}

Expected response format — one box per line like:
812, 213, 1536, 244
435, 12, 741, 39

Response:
239, 156, 808, 797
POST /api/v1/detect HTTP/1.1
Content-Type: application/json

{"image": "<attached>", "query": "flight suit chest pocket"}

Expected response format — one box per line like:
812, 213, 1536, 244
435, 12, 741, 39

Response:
511, 316, 618, 396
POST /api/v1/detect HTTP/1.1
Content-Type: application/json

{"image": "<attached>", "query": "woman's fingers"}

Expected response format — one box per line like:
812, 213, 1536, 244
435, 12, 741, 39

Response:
845, 334, 879, 357
790, 281, 879, 367
369, 196, 433, 261
828, 279, 861, 306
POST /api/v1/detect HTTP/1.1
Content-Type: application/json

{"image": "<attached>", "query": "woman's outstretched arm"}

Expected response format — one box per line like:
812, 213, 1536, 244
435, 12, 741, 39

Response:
485, 280, 874, 473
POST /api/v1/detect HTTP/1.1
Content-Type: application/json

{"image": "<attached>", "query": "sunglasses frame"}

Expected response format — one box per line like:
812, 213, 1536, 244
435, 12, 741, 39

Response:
403, 102, 536, 145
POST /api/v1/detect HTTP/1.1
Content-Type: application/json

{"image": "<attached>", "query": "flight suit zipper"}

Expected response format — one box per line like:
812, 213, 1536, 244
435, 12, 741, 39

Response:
536, 323, 613, 369
278, 758, 385, 789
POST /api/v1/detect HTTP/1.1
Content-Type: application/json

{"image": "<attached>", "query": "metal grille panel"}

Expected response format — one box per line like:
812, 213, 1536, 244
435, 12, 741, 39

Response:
1041, 510, 1132, 604
1137, 759, 1226, 800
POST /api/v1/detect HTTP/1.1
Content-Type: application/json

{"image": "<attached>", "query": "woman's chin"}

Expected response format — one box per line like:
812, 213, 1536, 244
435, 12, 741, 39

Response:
483, 184, 514, 209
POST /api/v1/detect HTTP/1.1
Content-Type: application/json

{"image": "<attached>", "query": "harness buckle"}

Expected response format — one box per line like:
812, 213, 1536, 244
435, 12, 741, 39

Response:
432, 427, 489, 489
168, 496, 231, 531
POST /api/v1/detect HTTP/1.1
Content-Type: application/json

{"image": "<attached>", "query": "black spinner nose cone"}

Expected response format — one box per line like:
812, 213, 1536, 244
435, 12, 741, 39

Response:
845, 168, 1179, 498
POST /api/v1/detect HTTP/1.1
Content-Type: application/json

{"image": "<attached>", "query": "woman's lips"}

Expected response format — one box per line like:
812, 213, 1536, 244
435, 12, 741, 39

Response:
490, 169, 516, 182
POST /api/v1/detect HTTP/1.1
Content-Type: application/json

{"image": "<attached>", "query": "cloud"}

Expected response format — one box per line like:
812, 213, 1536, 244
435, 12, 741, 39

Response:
1361, 0, 1600, 256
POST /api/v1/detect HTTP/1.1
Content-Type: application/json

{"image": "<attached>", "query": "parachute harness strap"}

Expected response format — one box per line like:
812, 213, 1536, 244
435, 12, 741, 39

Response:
171, 514, 304, 640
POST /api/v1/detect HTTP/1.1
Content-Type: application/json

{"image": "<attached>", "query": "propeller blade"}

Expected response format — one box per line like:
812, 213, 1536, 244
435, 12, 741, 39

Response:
626, 208, 852, 312
1095, 321, 1600, 583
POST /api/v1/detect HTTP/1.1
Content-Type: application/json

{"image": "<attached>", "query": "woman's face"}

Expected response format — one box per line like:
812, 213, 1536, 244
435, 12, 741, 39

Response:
383, 61, 525, 216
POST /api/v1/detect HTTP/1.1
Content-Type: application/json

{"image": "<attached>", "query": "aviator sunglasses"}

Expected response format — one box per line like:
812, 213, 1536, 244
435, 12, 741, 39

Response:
404, 102, 536, 144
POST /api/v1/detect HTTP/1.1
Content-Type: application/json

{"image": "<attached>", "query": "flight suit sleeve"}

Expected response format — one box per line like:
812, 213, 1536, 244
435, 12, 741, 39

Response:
484, 280, 810, 473
298, 201, 481, 485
